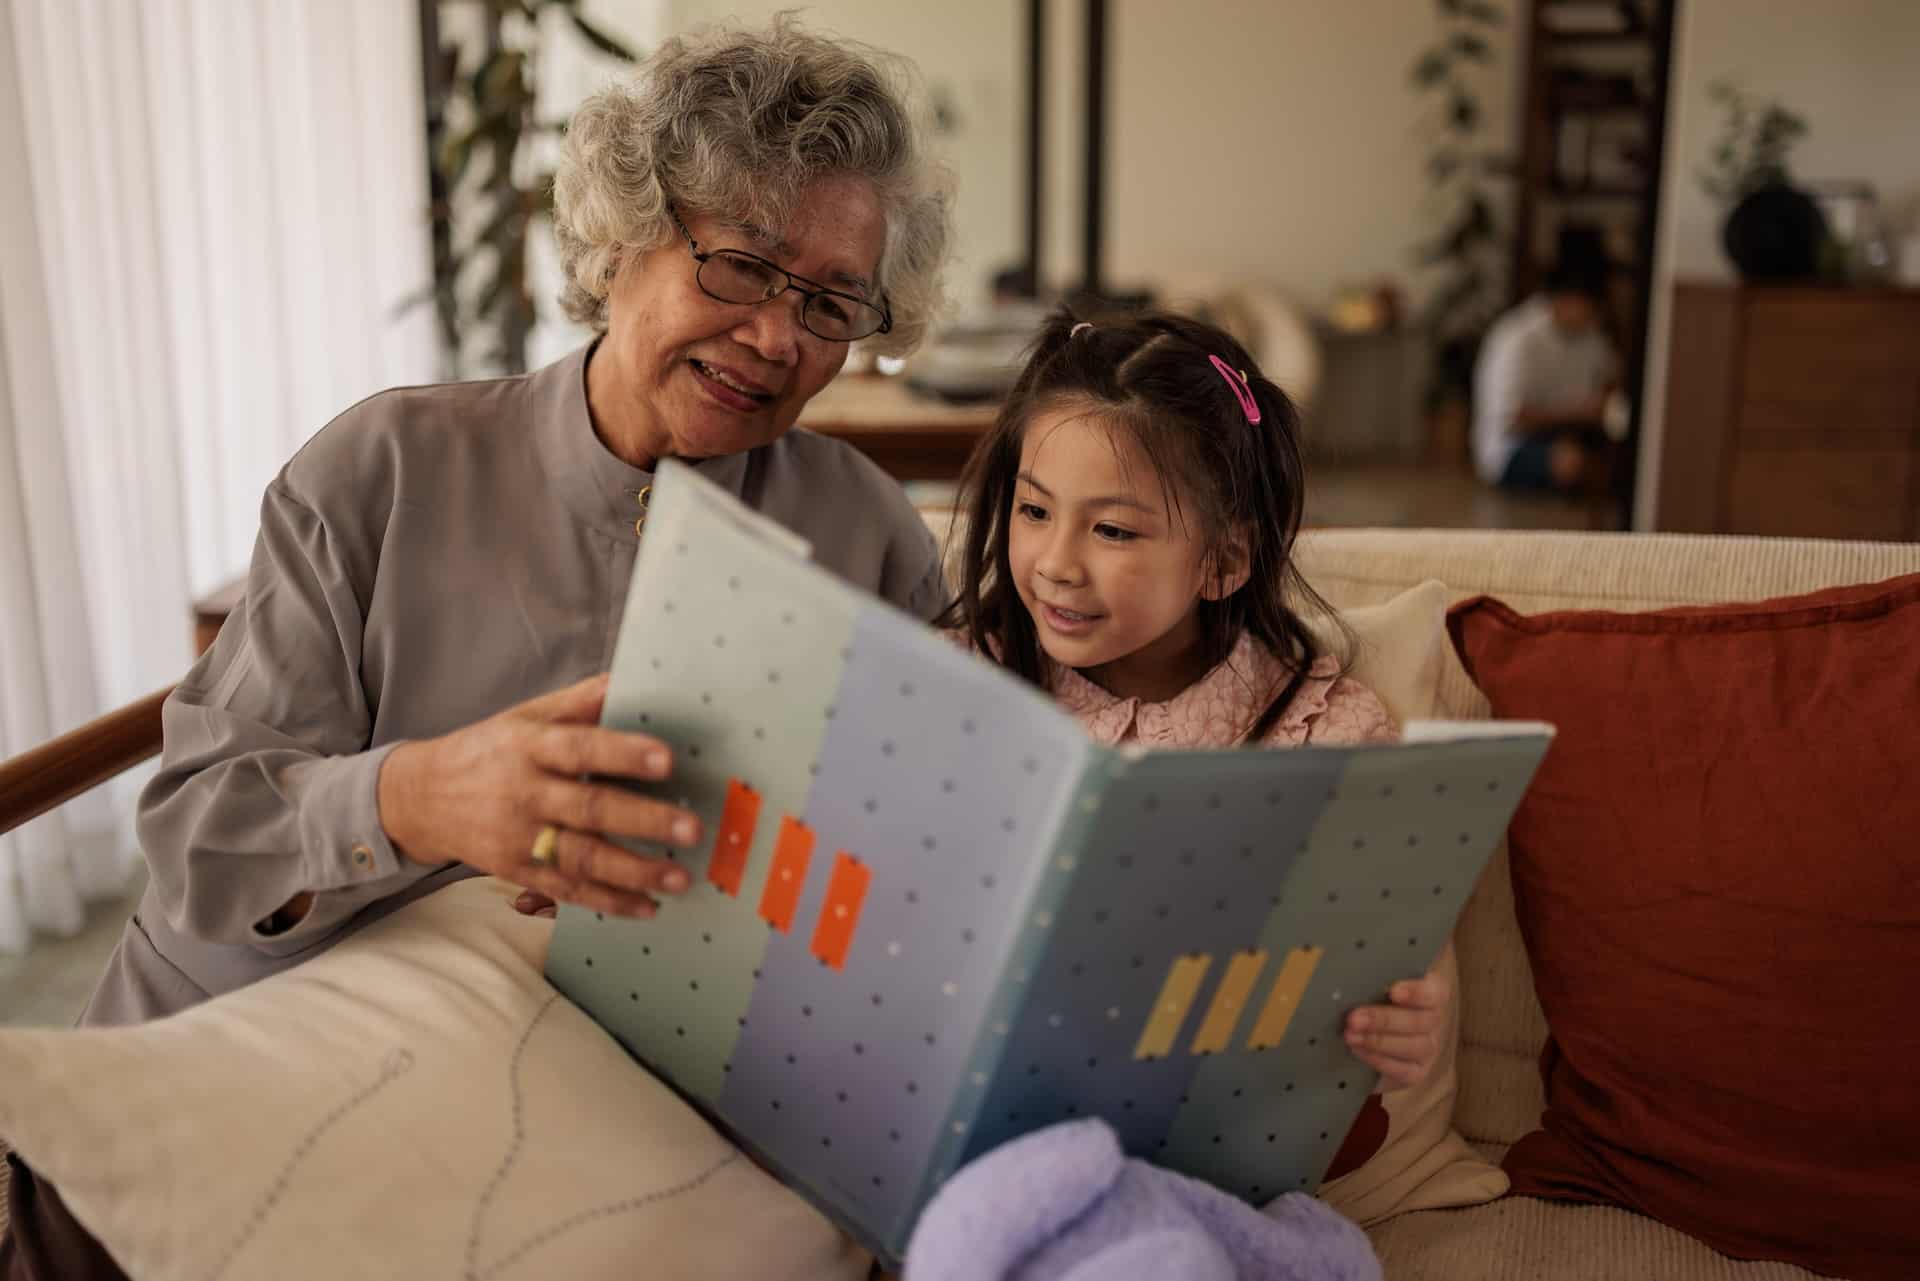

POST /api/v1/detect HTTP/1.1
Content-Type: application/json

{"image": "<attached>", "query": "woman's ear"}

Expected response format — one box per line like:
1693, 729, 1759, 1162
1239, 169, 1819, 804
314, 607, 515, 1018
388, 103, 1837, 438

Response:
1200, 529, 1253, 602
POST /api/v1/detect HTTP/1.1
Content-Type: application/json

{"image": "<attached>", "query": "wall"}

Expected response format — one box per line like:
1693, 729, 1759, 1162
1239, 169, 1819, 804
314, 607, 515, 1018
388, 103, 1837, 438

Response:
1633, 0, 1920, 528
545, 3, 1518, 328
1101, 0, 1520, 313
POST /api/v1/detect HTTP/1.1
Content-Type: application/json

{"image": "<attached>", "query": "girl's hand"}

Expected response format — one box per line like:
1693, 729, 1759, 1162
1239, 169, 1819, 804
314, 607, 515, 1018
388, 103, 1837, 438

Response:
1342, 942, 1455, 1092
378, 673, 700, 919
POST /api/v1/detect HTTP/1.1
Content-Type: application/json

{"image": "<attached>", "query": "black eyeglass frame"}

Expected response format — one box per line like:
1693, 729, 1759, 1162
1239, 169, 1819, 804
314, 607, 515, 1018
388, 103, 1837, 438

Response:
668, 203, 892, 343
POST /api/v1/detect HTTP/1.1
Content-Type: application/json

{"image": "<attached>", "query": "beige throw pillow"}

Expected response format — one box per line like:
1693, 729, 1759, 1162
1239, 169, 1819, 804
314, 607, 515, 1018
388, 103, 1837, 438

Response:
1306, 579, 1511, 1225
0, 877, 866, 1281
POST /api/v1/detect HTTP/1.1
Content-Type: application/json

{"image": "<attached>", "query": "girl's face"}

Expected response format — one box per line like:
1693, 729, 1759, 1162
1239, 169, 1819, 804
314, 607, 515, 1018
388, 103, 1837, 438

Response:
1007, 405, 1239, 702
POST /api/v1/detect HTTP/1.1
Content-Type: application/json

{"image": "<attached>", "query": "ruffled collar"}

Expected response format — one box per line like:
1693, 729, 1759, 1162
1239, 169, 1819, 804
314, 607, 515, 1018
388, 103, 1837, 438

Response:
1046, 633, 1340, 748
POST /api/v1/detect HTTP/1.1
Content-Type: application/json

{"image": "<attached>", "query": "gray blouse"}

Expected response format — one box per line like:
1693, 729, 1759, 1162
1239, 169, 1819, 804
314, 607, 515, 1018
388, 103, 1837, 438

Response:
81, 342, 946, 1027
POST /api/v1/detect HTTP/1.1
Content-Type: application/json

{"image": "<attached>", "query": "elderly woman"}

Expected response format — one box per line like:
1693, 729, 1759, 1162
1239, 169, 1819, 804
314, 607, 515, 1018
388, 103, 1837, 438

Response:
2, 23, 946, 1274
76, 17, 951, 1030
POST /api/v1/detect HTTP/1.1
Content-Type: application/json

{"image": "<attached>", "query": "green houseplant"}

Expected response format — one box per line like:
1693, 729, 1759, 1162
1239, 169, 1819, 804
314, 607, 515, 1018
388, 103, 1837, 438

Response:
1696, 80, 1827, 282
417, 0, 640, 377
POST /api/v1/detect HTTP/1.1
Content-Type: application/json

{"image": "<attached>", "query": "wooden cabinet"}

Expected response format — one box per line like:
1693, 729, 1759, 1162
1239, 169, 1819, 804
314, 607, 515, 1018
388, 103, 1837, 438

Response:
1655, 282, 1920, 540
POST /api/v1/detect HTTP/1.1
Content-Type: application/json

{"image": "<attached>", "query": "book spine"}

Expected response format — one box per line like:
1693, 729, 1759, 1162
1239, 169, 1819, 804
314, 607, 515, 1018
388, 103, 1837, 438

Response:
897, 744, 1121, 1240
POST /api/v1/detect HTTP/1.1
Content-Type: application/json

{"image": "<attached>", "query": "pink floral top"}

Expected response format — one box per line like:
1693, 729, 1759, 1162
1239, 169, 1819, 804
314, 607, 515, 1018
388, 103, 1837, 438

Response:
1045, 633, 1396, 749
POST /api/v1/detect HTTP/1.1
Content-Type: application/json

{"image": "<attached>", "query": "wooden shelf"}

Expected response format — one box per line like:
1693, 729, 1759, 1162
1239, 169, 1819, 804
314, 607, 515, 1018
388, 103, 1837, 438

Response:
1511, 0, 1676, 522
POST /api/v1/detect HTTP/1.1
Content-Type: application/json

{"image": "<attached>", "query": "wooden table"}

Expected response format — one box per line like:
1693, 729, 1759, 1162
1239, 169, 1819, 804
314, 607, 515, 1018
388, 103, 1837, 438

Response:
799, 373, 999, 481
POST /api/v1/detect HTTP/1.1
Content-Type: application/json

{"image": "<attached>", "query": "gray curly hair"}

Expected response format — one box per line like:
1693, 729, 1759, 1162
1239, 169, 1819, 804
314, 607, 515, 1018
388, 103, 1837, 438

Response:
552, 16, 952, 357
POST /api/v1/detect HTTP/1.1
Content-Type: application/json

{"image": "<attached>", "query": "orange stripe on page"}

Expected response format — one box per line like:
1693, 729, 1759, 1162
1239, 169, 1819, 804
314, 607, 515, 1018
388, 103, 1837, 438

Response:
809, 852, 870, 971
1133, 954, 1212, 1060
758, 816, 815, 932
1246, 945, 1324, 1051
709, 779, 762, 897
1190, 949, 1269, 1055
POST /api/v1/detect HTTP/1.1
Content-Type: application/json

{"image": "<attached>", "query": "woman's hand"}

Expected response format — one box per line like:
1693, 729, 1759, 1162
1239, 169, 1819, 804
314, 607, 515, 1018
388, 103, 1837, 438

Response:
378, 673, 699, 919
1342, 941, 1455, 1092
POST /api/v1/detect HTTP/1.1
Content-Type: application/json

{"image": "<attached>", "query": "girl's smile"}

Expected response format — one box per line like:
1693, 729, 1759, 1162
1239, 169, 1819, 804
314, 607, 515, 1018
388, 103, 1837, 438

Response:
1036, 601, 1104, 636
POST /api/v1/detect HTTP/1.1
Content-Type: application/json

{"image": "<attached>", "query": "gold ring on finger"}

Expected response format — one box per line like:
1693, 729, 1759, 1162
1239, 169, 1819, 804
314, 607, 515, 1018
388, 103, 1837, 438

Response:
530, 824, 561, 867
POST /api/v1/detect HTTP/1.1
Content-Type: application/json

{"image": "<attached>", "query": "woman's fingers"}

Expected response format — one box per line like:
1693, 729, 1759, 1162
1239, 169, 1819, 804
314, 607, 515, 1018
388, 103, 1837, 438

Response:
512, 672, 612, 724
518, 863, 661, 919
527, 722, 673, 784
546, 827, 690, 895
534, 777, 703, 848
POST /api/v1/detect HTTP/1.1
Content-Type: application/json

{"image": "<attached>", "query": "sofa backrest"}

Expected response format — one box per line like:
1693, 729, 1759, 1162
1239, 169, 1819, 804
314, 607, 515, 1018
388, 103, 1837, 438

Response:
1290, 527, 1920, 1149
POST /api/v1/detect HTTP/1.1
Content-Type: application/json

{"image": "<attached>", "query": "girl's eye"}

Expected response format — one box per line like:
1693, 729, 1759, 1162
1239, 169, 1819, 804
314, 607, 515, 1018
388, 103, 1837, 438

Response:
1017, 502, 1048, 522
1094, 523, 1138, 543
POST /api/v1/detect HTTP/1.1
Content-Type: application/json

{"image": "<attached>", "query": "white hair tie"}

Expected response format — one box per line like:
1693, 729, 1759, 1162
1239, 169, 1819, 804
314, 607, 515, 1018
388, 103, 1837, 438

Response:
1070, 322, 1093, 338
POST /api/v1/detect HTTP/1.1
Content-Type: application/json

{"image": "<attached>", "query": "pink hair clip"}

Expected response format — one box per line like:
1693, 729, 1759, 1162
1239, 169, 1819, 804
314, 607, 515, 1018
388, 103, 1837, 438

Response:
1209, 354, 1261, 425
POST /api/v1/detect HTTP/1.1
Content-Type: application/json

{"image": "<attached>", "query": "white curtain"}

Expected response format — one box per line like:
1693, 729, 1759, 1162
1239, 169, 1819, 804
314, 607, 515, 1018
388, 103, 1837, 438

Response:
0, 0, 439, 954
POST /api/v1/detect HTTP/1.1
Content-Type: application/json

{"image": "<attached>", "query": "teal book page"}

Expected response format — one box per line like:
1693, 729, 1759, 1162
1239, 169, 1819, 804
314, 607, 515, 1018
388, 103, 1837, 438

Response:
946, 732, 1548, 1208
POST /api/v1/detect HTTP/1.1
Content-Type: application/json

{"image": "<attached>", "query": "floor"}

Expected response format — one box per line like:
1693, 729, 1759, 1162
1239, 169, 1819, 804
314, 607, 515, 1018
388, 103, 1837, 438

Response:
1306, 461, 1613, 532
0, 867, 143, 1027
0, 462, 1598, 1029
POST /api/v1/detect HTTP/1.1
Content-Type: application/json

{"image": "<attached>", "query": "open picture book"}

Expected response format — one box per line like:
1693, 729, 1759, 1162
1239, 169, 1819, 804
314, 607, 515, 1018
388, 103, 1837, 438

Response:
547, 461, 1552, 1268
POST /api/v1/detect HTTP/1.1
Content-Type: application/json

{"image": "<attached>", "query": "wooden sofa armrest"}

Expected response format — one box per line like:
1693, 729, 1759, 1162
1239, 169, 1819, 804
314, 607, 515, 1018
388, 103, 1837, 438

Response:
0, 687, 172, 838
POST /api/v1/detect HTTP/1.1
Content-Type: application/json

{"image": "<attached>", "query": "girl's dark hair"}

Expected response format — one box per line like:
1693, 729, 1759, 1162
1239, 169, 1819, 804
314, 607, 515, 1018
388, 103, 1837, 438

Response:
936, 307, 1350, 743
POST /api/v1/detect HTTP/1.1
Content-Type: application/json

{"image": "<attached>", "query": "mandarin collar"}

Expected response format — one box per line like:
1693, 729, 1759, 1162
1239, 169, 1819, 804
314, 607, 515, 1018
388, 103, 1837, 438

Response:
531, 339, 751, 535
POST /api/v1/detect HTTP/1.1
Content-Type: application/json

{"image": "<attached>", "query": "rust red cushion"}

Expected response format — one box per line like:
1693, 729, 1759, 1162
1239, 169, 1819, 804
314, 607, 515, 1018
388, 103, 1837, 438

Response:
1448, 572, 1920, 1281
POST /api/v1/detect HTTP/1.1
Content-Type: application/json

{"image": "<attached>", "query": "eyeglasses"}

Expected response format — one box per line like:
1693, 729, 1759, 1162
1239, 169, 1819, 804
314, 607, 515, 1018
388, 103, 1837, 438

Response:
669, 204, 891, 343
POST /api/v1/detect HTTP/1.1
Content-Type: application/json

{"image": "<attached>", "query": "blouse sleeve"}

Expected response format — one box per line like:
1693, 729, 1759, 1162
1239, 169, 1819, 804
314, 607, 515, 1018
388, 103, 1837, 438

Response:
135, 479, 414, 955
1301, 677, 1398, 747
881, 509, 949, 623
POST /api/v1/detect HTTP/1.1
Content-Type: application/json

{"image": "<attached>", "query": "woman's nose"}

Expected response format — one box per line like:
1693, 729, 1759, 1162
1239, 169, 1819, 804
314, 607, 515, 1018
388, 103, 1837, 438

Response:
736, 293, 804, 366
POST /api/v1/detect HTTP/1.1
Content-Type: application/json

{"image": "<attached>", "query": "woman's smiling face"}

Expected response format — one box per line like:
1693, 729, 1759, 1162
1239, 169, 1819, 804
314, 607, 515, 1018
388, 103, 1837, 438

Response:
587, 174, 887, 469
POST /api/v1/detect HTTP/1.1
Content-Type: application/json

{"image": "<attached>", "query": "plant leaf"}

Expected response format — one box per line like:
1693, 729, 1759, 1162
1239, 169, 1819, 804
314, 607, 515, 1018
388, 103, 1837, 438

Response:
570, 12, 639, 61
478, 49, 527, 103
1450, 32, 1490, 60
478, 191, 530, 251
438, 129, 477, 186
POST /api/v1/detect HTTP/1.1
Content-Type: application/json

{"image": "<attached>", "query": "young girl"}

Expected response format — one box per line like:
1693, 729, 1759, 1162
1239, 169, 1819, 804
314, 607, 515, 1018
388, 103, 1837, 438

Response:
939, 308, 1452, 1100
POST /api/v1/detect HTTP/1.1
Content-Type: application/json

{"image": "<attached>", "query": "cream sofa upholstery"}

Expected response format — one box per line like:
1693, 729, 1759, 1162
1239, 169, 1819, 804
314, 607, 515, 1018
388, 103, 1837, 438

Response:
1293, 528, 1920, 1281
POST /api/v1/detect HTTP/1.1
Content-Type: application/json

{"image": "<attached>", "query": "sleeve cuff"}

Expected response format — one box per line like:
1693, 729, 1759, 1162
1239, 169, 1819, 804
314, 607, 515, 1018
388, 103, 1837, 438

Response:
248, 742, 411, 948
296, 739, 407, 888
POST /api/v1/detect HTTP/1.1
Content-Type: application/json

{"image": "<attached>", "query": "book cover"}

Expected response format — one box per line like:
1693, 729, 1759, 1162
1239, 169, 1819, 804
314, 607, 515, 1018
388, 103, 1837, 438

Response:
547, 461, 1551, 1267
